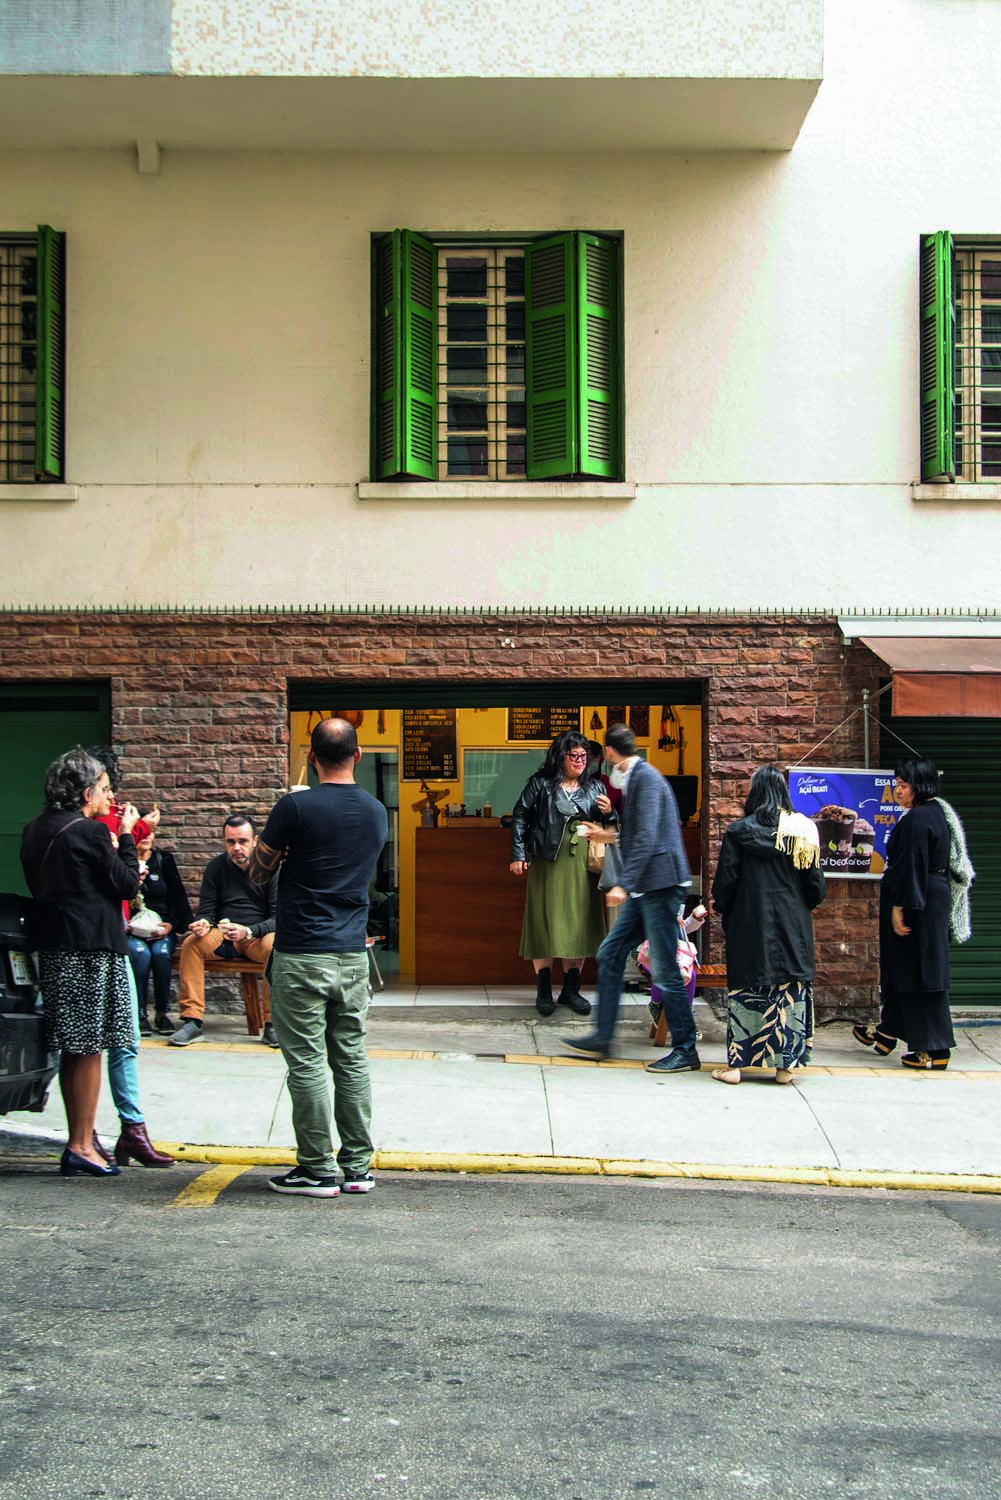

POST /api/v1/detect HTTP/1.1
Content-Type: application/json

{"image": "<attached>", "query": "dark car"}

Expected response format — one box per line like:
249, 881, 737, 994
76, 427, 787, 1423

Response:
0, 892, 58, 1115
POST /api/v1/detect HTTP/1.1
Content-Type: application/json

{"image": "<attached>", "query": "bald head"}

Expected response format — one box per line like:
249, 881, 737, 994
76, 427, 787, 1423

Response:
310, 716, 359, 770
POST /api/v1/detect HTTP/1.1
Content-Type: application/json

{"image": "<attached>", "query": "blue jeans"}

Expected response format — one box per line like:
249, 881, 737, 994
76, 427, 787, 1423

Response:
594, 884, 696, 1052
269, 950, 373, 1178
127, 933, 177, 1014
106, 957, 144, 1125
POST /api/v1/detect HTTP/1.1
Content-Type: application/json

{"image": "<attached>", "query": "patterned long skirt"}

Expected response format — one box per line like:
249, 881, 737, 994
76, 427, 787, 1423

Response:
725, 979, 815, 1071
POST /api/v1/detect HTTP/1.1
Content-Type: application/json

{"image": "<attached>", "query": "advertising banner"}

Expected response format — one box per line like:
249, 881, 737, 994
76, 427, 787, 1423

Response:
787, 767, 904, 880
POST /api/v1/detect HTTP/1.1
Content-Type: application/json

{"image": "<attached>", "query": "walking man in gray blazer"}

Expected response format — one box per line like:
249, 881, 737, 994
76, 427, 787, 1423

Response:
562, 723, 699, 1071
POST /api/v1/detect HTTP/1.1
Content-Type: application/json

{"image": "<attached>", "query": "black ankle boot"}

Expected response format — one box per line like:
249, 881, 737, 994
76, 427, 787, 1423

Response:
535, 968, 555, 1017
557, 967, 591, 1016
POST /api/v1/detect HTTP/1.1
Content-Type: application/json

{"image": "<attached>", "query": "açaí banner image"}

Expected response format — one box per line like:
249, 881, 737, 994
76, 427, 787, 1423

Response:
787, 767, 905, 880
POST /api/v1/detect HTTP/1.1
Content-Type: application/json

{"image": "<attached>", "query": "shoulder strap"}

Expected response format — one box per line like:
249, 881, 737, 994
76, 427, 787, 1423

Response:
36, 815, 86, 889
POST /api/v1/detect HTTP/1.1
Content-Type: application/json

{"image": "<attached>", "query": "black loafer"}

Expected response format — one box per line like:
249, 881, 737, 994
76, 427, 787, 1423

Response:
646, 1048, 701, 1074
561, 1034, 611, 1060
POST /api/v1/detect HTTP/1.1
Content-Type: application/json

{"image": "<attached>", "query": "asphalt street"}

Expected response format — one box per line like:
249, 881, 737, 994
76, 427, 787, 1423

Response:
0, 1163, 999, 1500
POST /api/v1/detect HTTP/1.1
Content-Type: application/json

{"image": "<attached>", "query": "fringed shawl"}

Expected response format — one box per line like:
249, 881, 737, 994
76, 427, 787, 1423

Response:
936, 797, 975, 943
775, 810, 821, 869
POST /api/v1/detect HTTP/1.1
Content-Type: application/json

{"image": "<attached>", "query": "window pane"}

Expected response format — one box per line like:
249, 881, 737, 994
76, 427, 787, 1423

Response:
447, 436, 488, 476
982, 307, 1001, 342
505, 304, 525, 340
506, 399, 526, 429
448, 395, 487, 431
447, 346, 488, 384
446, 258, 487, 297
506, 344, 525, 382
447, 304, 488, 342
506, 439, 526, 474
981, 260, 1001, 298
981, 348, 1001, 386
505, 257, 525, 295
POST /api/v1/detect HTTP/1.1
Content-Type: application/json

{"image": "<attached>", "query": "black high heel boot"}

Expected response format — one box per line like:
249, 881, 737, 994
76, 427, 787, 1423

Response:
557, 967, 591, 1016
535, 968, 555, 1017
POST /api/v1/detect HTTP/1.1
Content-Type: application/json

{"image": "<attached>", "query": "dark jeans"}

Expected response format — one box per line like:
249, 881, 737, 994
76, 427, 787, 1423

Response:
594, 884, 695, 1051
127, 932, 177, 1014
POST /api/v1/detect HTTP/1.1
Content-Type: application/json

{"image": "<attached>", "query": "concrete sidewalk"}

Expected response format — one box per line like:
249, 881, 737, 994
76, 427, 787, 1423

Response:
4, 995, 1001, 1191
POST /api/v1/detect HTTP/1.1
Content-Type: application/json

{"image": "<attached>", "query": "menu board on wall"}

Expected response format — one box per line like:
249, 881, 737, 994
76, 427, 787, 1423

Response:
787, 766, 904, 880
507, 707, 581, 742
402, 709, 458, 780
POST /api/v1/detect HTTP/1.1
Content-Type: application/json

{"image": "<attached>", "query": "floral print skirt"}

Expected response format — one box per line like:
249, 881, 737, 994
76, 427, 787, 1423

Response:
725, 979, 814, 1071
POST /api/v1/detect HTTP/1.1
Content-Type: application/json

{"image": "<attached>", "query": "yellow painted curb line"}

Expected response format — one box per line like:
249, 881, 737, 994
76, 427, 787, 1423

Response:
153, 1143, 1001, 1194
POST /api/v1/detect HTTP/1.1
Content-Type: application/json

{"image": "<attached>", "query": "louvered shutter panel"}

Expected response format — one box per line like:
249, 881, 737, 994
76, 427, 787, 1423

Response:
374, 231, 402, 479
34, 225, 65, 481
525, 233, 578, 477
919, 230, 956, 482
373, 230, 436, 479
401, 231, 436, 479
577, 233, 620, 478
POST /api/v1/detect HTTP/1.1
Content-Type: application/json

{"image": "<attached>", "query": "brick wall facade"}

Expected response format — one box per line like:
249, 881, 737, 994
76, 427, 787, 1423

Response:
0, 608, 884, 1017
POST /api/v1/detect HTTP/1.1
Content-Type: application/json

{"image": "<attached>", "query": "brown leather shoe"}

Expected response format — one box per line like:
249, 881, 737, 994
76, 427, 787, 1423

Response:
114, 1121, 175, 1168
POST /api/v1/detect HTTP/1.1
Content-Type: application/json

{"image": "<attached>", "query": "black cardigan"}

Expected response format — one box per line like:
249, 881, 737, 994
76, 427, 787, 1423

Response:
20, 810, 141, 953
711, 813, 826, 989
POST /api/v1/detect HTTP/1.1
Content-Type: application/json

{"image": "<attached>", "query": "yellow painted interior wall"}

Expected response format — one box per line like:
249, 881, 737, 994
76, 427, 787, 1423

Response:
288, 702, 701, 977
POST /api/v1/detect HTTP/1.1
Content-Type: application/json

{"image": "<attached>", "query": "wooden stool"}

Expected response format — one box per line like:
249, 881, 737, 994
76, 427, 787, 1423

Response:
650, 964, 728, 1049
170, 953, 268, 1036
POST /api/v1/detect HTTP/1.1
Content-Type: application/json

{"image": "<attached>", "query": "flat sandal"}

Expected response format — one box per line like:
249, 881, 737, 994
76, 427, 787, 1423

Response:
711, 1067, 741, 1085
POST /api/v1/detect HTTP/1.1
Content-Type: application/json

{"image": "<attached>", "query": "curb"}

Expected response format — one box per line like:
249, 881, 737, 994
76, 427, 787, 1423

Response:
6, 1127, 998, 1195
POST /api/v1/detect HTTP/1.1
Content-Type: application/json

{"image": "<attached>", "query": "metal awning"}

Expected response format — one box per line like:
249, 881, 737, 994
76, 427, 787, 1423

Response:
857, 636, 1001, 717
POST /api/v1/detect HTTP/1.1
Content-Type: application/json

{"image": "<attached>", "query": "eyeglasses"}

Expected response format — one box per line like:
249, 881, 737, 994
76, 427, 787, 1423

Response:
566, 752, 588, 762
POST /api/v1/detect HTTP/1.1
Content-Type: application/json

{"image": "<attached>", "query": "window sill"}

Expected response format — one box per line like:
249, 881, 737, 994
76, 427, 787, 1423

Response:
357, 480, 635, 501
0, 483, 79, 502
912, 482, 1001, 502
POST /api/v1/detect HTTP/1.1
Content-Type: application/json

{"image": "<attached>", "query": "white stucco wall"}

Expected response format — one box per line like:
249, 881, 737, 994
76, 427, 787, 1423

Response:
171, 0, 823, 80
2, 0, 999, 614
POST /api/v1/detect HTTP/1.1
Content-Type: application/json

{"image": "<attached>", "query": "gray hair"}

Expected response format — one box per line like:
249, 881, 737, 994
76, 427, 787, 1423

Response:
44, 748, 105, 812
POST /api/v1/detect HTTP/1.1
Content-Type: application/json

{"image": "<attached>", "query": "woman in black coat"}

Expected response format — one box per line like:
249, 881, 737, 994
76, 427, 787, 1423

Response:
20, 749, 142, 1177
710, 766, 826, 1085
855, 756, 955, 1070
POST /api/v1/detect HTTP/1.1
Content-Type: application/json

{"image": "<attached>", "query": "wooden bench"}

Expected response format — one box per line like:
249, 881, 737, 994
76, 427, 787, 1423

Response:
650, 964, 727, 1049
170, 953, 268, 1036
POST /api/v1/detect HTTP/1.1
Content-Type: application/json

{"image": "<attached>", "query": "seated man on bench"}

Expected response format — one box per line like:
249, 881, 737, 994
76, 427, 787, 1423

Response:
170, 815, 278, 1048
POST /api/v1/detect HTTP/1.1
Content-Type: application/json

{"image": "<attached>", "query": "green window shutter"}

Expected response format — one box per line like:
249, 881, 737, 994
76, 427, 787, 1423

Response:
577, 233, 620, 478
919, 230, 955, 482
525, 231, 621, 480
525, 233, 578, 477
372, 229, 436, 480
34, 224, 66, 481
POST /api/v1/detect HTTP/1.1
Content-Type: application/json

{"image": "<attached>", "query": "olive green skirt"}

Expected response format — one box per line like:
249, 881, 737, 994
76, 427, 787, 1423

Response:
519, 830, 606, 960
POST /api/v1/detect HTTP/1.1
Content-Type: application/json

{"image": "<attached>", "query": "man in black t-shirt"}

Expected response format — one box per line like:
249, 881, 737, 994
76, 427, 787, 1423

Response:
250, 717, 387, 1199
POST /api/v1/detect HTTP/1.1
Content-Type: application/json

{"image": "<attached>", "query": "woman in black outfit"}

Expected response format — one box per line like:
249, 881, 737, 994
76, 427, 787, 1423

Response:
710, 766, 826, 1085
509, 730, 612, 1016
128, 825, 193, 1036
20, 749, 142, 1177
855, 756, 955, 1070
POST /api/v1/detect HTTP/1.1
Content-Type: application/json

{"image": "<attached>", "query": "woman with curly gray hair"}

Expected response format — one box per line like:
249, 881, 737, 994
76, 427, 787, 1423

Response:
20, 749, 142, 1177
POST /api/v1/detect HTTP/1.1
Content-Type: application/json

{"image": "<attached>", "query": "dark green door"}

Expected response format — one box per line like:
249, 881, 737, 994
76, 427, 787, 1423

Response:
0, 682, 110, 895
883, 710, 1001, 1005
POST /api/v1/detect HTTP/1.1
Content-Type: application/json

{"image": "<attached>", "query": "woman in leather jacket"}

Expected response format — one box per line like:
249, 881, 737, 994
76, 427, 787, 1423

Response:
510, 731, 612, 1016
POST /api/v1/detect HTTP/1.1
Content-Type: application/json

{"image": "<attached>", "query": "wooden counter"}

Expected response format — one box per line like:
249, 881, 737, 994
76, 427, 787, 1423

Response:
414, 823, 701, 985
415, 826, 598, 986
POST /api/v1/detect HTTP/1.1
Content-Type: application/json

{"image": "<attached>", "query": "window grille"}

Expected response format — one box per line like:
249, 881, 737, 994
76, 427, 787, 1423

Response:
437, 247, 526, 480
0, 238, 39, 482
955, 249, 1001, 481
